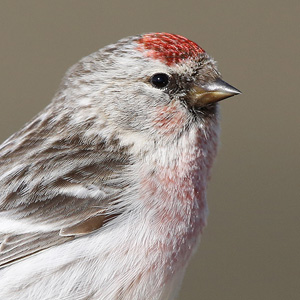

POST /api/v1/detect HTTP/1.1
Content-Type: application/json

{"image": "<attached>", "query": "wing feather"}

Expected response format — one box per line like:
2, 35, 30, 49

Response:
0, 116, 131, 268
0, 232, 73, 267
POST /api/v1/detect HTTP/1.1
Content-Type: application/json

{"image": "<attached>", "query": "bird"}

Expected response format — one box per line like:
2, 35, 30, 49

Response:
0, 32, 240, 300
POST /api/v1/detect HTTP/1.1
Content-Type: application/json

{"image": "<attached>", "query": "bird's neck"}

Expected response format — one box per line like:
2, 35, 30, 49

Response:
137, 122, 219, 271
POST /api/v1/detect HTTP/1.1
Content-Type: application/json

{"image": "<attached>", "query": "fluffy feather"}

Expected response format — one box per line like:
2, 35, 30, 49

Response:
0, 33, 237, 299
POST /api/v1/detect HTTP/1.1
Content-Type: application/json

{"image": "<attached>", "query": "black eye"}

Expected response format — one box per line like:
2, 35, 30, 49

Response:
150, 73, 170, 88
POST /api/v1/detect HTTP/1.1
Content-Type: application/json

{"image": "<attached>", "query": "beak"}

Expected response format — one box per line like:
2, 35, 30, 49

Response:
188, 78, 241, 107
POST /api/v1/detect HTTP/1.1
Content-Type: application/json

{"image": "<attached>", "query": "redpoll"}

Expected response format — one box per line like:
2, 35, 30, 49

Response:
0, 33, 240, 299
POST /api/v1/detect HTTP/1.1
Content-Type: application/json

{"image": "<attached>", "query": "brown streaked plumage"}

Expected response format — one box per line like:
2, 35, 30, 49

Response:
0, 33, 240, 300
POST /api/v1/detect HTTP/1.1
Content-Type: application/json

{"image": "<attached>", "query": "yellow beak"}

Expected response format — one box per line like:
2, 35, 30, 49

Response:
188, 78, 241, 107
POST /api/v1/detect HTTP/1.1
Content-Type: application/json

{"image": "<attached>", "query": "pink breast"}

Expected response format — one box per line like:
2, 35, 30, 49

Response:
140, 124, 218, 270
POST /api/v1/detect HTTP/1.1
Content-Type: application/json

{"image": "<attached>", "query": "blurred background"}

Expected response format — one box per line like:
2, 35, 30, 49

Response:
0, 1, 299, 299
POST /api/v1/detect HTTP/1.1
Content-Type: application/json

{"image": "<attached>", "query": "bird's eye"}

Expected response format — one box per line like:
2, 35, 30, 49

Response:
150, 73, 170, 89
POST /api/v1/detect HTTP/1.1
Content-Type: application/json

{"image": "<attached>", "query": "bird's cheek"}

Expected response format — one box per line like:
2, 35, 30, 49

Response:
153, 102, 186, 135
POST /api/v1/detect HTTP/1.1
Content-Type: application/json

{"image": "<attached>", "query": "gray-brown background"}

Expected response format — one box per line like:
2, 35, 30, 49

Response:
0, 1, 299, 299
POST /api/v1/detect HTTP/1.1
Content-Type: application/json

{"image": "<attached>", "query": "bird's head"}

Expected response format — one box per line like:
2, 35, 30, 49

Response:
56, 33, 240, 144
